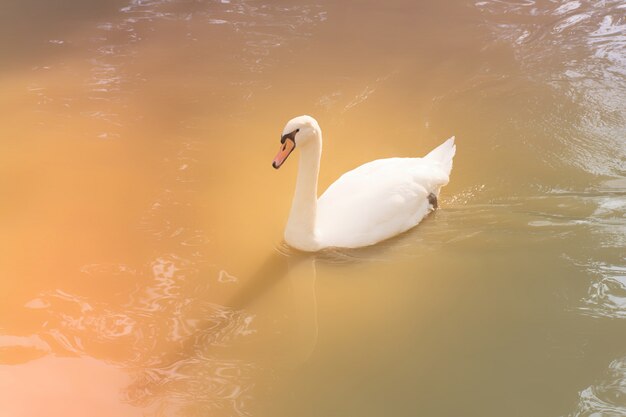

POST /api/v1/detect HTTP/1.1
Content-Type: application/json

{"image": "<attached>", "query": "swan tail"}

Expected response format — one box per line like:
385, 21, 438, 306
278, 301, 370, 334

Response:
424, 136, 456, 176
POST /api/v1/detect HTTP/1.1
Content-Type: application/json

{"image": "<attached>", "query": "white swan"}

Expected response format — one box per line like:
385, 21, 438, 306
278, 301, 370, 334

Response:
272, 115, 456, 252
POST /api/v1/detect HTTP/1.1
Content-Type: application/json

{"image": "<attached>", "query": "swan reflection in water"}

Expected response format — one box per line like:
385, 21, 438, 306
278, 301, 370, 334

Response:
158, 248, 321, 370
142, 229, 433, 412
172, 240, 401, 371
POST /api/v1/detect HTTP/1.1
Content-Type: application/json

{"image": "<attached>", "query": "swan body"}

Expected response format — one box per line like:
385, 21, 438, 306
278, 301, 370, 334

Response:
272, 115, 455, 252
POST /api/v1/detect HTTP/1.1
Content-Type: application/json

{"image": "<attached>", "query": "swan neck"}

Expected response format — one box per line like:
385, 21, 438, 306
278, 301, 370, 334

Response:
285, 138, 321, 250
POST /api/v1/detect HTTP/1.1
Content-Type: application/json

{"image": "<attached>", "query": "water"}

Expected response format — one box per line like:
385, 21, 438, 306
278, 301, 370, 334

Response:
0, 0, 625, 416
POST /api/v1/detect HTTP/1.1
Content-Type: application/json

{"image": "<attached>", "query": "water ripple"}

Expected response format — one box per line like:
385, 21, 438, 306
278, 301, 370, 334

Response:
570, 356, 626, 416
581, 262, 626, 319
475, 0, 626, 176
18, 253, 258, 415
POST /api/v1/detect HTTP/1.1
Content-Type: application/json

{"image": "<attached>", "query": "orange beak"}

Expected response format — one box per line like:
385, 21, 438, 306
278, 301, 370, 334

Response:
272, 138, 295, 169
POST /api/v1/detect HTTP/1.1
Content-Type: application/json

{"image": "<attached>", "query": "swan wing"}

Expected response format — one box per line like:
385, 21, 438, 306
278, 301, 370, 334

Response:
316, 156, 450, 248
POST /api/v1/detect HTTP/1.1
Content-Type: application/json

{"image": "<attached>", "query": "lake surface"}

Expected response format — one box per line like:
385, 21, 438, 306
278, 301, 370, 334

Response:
1, 0, 625, 416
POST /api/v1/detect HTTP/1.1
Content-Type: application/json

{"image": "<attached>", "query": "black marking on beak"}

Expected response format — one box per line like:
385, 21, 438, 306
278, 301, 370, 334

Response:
281, 128, 299, 144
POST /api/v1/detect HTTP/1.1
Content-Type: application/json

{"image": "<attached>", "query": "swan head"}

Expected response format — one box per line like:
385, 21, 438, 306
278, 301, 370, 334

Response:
272, 115, 321, 169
